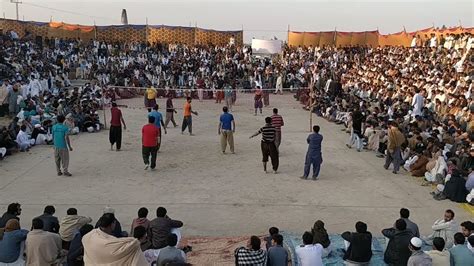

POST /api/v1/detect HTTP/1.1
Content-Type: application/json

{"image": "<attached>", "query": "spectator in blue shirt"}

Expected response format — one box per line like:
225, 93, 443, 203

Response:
218, 106, 235, 154
52, 115, 73, 176
0, 219, 28, 264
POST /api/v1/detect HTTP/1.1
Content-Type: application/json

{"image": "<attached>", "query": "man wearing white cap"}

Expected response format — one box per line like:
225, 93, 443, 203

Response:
407, 237, 432, 266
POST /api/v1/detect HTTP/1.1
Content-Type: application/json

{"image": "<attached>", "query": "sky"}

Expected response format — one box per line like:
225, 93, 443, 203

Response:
0, 0, 472, 42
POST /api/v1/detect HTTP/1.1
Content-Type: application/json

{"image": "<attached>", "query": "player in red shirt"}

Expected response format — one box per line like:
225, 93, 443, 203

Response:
109, 102, 127, 151
142, 116, 159, 170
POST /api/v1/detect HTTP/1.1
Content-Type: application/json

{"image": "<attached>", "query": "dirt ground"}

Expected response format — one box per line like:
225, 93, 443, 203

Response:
0, 93, 471, 241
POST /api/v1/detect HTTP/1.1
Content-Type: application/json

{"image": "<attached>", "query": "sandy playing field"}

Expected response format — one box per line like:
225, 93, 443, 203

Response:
0, 93, 471, 240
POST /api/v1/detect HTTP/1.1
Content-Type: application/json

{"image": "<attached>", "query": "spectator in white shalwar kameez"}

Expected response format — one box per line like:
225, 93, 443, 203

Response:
15, 125, 34, 151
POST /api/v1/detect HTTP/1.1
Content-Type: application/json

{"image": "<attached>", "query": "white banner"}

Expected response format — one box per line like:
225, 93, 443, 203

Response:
251, 39, 282, 55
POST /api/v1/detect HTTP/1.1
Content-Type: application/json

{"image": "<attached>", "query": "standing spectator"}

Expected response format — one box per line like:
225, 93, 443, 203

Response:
347, 107, 365, 152
301, 125, 323, 180
59, 208, 92, 250
250, 117, 279, 173
266, 234, 288, 266
426, 237, 450, 266
67, 224, 93, 266
181, 97, 198, 135
295, 231, 323, 266
156, 234, 186, 266
399, 208, 420, 238
341, 221, 372, 265
271, 108, 284, 150
0, 219, 28, 264
131, 207, 151, 237
6, 84, 20, 117
25, 218, 64, 265
144, 87, 157, 109
34, 205, 60, 233
407, 237, 432, 266
218, 106, 235, 154
384, 121, 405, 174
423, 209, 457, 249
235, 235, 267, 266
165, 93, 178, 128
52, 114, 73, 176
449, 233, 474, 266
109, 102, 127, 151
0, 203, 21, 228
382, 219, 414, 265
148, 207, 184, 249
142, 116, 159, 171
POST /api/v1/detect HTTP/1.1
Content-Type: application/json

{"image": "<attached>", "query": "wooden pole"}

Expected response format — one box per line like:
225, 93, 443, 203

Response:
309, 90, 313, 132
102, 87, 107, 130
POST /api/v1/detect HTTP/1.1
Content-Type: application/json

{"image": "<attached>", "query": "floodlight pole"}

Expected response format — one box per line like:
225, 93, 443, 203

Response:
11, 0, 22, 21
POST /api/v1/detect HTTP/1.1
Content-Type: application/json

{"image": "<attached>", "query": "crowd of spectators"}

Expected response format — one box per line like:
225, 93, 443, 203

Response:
294, 33, 474, 205
0, 203, 473, 265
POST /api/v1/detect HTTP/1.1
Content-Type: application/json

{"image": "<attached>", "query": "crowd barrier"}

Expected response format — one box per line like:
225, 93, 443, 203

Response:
288, 26, 474, 47
0, 19, 243, 46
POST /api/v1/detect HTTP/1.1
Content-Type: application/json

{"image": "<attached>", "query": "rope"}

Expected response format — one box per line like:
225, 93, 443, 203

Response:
107, 85, 308, 92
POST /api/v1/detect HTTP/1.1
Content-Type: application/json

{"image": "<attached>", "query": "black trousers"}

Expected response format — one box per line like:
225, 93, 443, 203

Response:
261, 141, 279, 171
109, 125, 122, 150
142, 145, 158, 169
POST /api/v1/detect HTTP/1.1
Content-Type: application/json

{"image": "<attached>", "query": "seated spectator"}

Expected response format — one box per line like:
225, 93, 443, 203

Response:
399, 208, 420, 237
407, 237, 432, 266
382, 219, 414, 265
295, 231, 323, 266
156, 234, 186, 266
410, 150, 430, 177
235, 235, 266, 266
460, 221, 474, 238
31, 123, 52, 145
469, 235, 474, 252
15, 125, 34, 151
426, 237, 450, 266
131, 207, 150, 237
0, 219, 28, 264
82, 213, 147, 265
67, 223, 93, 266
149, 207, 183, 249
0, 203, 21, 229
434, 169, 469, 202
25, 218, 65, 265
95, 206, 126, 237
449, 232, 474, 266
59, 208, 92, 250
264, 226, 279, 250
133, 225, 152, 251
311, 220, 331, 257
34, 205, 60, 233
341, 221, 372, 264
267, 233, 289, 266
423, 209, 457, 248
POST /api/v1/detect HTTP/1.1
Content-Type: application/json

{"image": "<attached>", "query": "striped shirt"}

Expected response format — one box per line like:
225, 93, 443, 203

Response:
271, 114, 284, 131
258, 124, 276, 143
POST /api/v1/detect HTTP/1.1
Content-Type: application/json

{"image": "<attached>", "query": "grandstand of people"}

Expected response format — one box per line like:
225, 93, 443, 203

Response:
0, 1, 474, 266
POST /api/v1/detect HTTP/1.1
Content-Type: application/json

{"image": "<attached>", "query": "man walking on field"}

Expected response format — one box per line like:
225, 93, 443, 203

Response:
181, 97, 198, 135
142, 116, 159, 171
148, 105, 167, 151
250, 117, 279, 174
271, 108, 284, 150
165, 93, 178, 128
53, 115, 73, 176
301, 125, 323, 180
109, 102, 127, 151
218, 106, 235, 154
